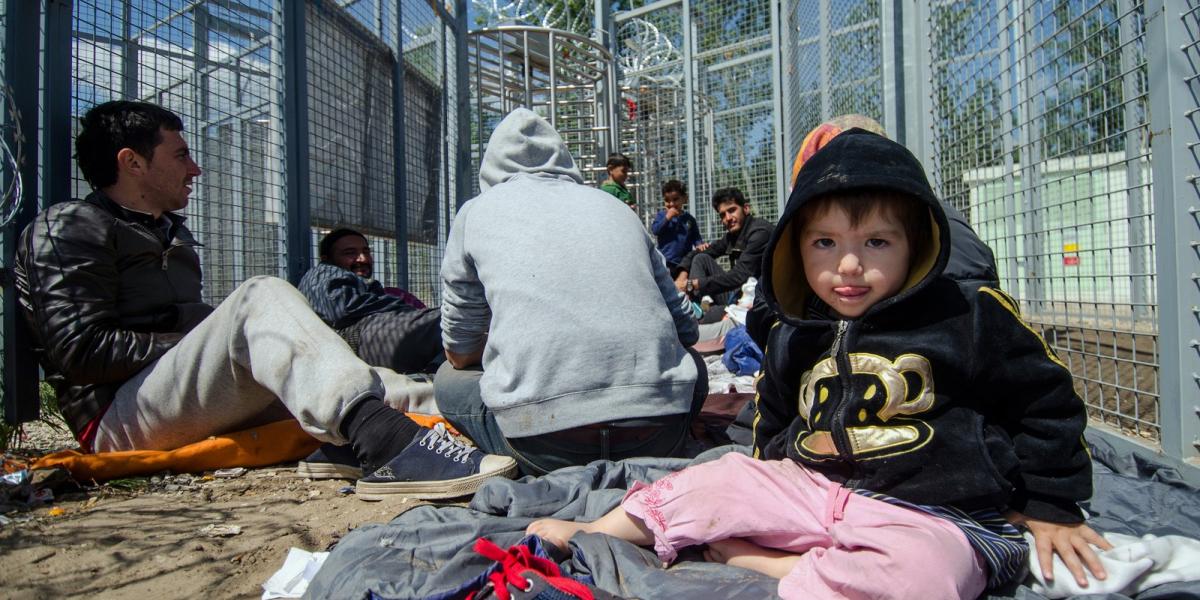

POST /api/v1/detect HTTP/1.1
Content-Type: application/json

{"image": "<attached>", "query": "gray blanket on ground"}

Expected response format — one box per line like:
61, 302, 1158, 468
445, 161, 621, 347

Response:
305, 439, 1200, 600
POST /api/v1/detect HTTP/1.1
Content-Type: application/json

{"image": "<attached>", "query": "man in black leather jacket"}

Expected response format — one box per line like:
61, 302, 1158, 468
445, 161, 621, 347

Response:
14, 101, 516, 499
674, 187, 774, 322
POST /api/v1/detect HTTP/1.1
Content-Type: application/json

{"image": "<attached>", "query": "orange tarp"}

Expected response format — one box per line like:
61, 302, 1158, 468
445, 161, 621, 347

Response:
31, 413, 451, 482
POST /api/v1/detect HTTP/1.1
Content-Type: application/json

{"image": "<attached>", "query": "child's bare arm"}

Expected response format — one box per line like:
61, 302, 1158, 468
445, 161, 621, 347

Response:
1005, 510, 1113, 587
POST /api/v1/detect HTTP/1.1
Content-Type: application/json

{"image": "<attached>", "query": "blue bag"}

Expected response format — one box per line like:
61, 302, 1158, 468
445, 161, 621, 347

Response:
721, 325, 763, 376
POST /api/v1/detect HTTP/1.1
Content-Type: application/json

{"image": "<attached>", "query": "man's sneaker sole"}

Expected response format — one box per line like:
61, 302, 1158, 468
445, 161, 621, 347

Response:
296, 462, 363, 480
354, 456, 518, 501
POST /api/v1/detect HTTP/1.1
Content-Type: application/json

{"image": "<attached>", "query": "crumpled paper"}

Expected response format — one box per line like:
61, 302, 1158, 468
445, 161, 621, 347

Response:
262, 547, 330, 599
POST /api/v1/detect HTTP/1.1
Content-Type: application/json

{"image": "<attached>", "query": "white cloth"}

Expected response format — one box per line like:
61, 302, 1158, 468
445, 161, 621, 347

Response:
1027, 532, 1200, 598
262, 547, 329, 599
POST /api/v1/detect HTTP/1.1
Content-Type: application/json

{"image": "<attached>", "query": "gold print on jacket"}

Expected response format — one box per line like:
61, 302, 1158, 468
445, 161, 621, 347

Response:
796, 353, 936, 459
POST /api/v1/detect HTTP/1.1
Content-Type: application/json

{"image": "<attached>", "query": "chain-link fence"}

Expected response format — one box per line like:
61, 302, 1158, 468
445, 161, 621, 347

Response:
60, 0, 461, 308
4, 0, 1197, 472
614, 5, 704, 226
71, 1, 290, 303
1, 0, 464, 422
928, 0, 1160, 442
466, 26, 615, 197
615, 0, 782, 243
781, 0, 886, 176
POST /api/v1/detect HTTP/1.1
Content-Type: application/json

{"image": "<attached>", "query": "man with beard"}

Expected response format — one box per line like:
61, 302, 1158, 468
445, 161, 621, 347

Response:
674, 187, 774, 322
298, 228, 442, 375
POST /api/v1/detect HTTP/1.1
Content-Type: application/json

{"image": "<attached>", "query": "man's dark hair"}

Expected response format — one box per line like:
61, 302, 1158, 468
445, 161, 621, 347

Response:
319, 228, 368, 262
606, 152, 632, 170
661, 179, 687, 196
75, 101, 185, 190
710, 187, 747, 212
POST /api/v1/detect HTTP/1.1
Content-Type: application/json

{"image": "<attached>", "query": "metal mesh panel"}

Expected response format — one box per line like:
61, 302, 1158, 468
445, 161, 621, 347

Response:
614, 7, 702, 224
71, 0, 289, 304
304, 1, 454, 305
467, 27, 614, 196
693, 0, 779, 236
401, 0, 450, 304
783, 0, 885, 167
1175, 0, 1200, 453
306, 1, 398, 282
928, 0, 1159, 441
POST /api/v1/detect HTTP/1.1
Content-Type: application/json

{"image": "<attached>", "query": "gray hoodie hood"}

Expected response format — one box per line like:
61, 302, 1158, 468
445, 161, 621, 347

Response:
478, 108, 583, 191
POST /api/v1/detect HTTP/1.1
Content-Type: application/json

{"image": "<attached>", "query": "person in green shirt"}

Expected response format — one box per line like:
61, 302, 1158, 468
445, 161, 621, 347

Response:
599, 152, 635, 209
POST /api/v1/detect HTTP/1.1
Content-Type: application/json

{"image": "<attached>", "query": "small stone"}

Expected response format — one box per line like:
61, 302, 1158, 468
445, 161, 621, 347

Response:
307, 490, 320, 499
198, 523, 242, 537
213, 468, 247, 479
164, 484, 180, 492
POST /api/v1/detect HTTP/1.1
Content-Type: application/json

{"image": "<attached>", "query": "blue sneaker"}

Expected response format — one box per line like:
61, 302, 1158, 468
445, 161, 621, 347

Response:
296, 443, 363, 480
354, 423, 518, 501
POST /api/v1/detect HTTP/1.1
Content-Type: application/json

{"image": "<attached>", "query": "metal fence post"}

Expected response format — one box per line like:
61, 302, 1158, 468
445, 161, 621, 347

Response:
770, 0, 786, 214
44, 0, 71, 212
392, 4, 409, 289
283, 1, 310, 284
1, 0, 53, 424
1146, 0, 1200, 465
455, 0, 470, 210
682, 0, 697, 218
902, 0, 934, 173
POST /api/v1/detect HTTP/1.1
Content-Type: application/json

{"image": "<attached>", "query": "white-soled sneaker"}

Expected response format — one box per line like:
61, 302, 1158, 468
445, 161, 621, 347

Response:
354, 423, 517, 501
296, 443, 363, 480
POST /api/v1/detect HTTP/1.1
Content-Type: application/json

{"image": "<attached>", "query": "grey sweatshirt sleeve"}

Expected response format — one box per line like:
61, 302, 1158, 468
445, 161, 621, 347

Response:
648, 233, 699, 346
440, 202, 491, 354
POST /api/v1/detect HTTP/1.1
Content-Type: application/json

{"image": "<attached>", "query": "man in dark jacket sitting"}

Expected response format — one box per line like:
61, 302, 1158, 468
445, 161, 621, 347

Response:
673, 187, 774, 322
13, 101, 515, 499
298, 228, 442, 374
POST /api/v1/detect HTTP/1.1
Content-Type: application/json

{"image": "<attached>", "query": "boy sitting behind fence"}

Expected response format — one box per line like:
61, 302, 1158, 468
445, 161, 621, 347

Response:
529, 130, 1111, 598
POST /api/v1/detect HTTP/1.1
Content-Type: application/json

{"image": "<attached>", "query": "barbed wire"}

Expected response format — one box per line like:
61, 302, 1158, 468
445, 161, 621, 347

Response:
0, 77, 25, 229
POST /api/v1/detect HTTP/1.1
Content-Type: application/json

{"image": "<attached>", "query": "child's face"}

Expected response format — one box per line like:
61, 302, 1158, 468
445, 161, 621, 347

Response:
663, 190, 686, 211
799, 204, 912, 319
609, 165, 629, 185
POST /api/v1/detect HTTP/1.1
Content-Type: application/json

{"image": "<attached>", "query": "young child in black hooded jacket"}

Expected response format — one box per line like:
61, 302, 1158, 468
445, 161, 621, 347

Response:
528, 130, 1110, 599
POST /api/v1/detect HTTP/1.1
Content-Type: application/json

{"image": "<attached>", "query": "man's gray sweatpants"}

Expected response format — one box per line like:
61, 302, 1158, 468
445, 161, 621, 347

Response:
94, 276, 427, 452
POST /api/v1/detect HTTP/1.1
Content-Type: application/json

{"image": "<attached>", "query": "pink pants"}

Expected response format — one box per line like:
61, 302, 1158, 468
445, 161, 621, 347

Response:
621, 452, 987, 600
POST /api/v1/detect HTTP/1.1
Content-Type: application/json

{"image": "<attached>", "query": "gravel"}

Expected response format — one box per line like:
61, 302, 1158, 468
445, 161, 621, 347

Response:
11, 419, 78, 454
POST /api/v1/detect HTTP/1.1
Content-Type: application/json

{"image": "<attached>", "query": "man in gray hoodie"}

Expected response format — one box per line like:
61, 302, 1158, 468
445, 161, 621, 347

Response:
436, 108, 706, 475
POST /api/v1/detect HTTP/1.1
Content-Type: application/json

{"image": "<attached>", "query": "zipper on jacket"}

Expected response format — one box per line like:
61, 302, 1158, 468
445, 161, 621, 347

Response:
830, 319, 848, 357
827, 320, 863, 483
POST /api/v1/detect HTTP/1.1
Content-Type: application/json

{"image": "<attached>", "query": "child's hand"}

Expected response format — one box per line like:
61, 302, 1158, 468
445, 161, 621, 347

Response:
1005, 511, 1114, 587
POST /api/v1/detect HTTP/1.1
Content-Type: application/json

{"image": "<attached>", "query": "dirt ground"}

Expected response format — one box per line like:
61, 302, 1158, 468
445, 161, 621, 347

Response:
0, 422, 430, 599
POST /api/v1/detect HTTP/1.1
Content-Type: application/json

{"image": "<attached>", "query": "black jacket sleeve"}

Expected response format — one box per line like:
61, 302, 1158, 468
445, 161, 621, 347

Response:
699, 226, 772, 296
974, 287, 1091, 523
751, 326, 803, 460
16, 204, 176, 385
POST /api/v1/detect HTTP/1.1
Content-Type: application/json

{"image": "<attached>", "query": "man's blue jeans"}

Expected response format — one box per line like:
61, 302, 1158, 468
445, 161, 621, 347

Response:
433, 349, 708, 476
